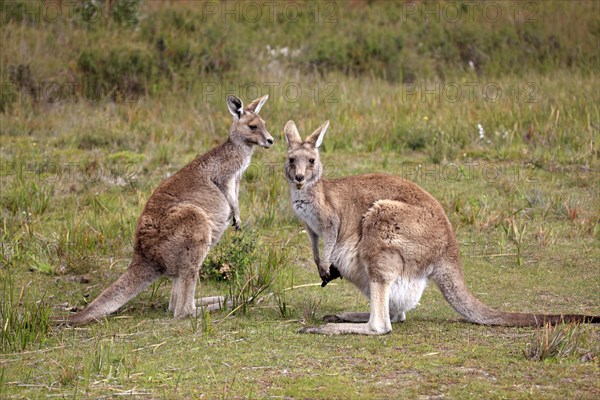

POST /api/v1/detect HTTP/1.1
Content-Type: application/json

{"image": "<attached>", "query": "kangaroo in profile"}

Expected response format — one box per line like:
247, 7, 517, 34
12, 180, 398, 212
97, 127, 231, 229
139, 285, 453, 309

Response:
284, 120, 599, 335
61, 95, 273, 325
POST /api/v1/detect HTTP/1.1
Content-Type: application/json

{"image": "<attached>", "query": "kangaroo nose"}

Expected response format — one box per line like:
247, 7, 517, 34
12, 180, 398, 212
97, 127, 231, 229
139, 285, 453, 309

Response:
295, 174, 304, 182
266, 138, 274, 146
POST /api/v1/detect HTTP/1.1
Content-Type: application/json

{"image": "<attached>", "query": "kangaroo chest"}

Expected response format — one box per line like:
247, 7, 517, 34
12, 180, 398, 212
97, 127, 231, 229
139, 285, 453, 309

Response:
292, 196, 321, 235
235, 157, 251, 181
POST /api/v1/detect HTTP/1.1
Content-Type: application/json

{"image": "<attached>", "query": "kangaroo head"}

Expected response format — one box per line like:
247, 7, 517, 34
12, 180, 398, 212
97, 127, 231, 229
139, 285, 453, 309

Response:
284, 120, 329, 190
226, 94, 274, 149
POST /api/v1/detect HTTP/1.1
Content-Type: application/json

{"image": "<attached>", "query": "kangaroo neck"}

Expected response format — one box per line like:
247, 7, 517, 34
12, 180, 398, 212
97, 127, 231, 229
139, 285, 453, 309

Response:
194, 138, 253, 179
222, 137, 254, 161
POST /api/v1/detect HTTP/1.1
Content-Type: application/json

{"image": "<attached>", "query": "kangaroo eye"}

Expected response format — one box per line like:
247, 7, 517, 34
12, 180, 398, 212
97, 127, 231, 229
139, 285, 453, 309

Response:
309, 158, 315, 165
249, 125, 258, 130
288, 158, 295, 164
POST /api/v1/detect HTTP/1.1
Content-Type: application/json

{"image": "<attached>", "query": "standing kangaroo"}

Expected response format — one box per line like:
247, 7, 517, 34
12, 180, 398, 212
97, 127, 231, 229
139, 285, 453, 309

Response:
62, 95, 273, 325
284, 120, 599, 335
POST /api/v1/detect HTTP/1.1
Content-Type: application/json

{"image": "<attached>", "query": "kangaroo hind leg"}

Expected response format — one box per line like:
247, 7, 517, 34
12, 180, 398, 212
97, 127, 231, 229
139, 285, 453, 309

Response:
170, 237, 210, 318
172, 269, 202, 318
301, 249, 397, 335
160, 204, 212, 318
300, 279, 393, 335
169, 277, 179, 312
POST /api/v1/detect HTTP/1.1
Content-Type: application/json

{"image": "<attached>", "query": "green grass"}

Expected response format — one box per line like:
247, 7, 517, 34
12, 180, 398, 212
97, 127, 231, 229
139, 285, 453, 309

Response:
1, 1, 599, 398
523, 322, 599, 362
0, 267, 51, 353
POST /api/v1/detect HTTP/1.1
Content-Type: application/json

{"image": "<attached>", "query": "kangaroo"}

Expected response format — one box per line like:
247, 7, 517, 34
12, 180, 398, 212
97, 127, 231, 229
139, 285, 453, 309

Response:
61, 95, 273, 325
284, 120, 599, 335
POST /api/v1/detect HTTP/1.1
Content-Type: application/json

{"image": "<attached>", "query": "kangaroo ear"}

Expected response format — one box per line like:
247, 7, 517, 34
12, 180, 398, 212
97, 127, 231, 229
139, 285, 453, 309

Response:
226, 95, 244, 119
284, 120, 302, 148
306, 120, 329, 148
245, 94, 268, 114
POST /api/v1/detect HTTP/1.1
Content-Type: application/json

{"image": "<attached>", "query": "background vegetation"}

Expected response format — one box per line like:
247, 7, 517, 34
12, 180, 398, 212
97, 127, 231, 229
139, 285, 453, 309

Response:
1, 1, 599, 398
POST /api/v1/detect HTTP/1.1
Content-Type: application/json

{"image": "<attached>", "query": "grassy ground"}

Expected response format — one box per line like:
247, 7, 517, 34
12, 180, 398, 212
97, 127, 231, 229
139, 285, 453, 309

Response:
1, 1, 599, 399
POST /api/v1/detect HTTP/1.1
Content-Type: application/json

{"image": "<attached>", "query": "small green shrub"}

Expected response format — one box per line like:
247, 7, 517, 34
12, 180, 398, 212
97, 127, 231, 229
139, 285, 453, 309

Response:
201, 230, 259, 282
224, 244, 288, 316
202, 231, 289, 317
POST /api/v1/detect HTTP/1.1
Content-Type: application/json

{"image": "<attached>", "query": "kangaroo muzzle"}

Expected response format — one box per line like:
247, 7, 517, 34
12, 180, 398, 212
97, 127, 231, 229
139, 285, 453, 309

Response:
261, 133, 275, 148
294, 172, 306, 189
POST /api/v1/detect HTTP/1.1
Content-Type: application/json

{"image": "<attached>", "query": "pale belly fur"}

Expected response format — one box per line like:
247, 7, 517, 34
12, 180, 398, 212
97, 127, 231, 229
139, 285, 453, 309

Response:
331, 239, 429, 320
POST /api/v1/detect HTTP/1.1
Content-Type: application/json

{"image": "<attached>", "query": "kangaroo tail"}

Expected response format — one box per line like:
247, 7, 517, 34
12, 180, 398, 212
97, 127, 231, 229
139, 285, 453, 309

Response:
60, 258, 161, 326
431, 262, 599, 326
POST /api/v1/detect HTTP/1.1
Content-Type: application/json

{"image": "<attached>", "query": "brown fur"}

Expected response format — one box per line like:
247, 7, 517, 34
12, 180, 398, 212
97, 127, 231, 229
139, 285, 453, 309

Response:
60, 95, 273, 325
284, 120, 599, 335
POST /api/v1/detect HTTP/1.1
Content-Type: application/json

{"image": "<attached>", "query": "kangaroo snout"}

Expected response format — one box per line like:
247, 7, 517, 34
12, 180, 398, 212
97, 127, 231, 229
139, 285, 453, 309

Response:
261, 135, 275, 148
294, 173, 305, 189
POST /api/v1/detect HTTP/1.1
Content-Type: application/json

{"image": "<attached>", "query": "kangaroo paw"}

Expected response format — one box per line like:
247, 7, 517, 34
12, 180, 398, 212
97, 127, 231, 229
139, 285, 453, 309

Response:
321, 264, 342, 287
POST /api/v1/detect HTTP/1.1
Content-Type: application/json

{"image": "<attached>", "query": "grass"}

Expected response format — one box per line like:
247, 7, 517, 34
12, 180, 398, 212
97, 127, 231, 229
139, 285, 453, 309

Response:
0, 0, 599, 398
0, 267, 51, 353
523, 322, 598, 362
